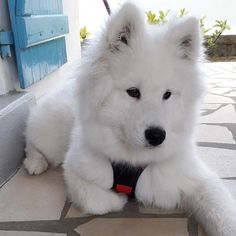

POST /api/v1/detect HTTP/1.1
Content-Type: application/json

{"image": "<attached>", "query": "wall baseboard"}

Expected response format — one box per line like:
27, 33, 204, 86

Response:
0, 91, 35, 187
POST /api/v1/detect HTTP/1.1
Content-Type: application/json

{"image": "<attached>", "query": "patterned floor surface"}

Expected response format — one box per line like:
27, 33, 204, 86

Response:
0, 62, 236, 236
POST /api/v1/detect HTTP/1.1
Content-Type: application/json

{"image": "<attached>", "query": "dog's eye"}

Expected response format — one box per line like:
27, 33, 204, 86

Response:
121, 36, 128, 45
163, 90, 172, 100
126, 87, 141, 99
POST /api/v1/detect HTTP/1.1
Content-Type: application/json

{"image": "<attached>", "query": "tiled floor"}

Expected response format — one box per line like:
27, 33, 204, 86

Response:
0, 62, 236, 236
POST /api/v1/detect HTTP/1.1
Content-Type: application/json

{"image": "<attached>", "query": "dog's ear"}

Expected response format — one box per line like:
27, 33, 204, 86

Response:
167, 17, 203, 60
105, 3, 143, 51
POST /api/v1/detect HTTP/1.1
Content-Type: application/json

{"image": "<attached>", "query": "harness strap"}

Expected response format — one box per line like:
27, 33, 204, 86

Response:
111, 162, 145, 198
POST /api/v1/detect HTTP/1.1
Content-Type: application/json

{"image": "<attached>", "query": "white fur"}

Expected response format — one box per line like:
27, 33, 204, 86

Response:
24, 80, 75, 174
24, 3, 236, 235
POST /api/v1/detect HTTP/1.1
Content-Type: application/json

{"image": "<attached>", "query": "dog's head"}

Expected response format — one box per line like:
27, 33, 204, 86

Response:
78, 3, 204, 163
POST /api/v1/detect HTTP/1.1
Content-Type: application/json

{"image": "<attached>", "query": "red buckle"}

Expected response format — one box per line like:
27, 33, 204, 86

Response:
115, 184, 132, 195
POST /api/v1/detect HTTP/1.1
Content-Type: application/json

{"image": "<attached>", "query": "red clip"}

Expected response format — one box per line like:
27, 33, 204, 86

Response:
115, 184, 132, 195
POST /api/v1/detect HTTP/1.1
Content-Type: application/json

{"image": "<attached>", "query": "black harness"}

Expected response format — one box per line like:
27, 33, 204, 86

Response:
111, 162, 146, 198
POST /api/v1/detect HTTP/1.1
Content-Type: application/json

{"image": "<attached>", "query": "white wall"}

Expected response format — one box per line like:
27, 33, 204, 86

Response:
0, 0, 18, 95
0, 0, 81, 97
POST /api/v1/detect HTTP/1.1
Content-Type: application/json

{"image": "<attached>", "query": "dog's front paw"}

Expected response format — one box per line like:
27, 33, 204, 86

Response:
82, 191, 128, 215
24, 152, 48, 175
111, 193, 128, 212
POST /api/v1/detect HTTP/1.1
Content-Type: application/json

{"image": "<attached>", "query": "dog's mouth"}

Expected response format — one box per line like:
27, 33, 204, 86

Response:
144, 142, 165, 149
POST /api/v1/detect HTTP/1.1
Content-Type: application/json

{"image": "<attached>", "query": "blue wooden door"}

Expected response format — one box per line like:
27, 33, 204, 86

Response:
8, 0, 69, 88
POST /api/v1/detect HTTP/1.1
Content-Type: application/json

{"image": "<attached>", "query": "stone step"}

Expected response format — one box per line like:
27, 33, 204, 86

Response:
0, 92, 35, 187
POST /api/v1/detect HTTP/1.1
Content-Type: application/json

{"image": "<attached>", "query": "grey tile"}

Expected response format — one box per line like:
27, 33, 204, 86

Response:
200, 104, 222, 110
223, 179, 236, 201
210, 88, 232, 95
200, 105, 236, 123
203, 94, 234, 104
0, 168, 66, 222
75, 218, 189, 236
225, 91, 236, 97
198, 147, 236, 178
196, 124, 235, 144
65, 204, 90, 218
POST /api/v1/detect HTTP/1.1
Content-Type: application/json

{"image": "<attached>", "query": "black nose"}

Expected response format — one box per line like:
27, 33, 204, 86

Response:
145, 126, 166, 147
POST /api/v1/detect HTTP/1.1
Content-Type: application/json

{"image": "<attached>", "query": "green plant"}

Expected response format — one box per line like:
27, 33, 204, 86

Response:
146, 10, 170, 25
199, 16, 212, 34
80, 26, 90, 43
146, 9, 230, 49
207, 20, 230, 48
179, 8, 188, 17
146, 11, 159, 24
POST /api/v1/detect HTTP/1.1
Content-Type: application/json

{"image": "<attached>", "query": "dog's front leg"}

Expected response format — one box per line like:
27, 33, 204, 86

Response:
181, 170, 236, 236
135, 165, 181, 209
63, 144, 127, 215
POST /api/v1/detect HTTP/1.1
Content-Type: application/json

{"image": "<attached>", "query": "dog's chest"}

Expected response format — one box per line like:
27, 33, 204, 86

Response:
111, 162, 146, 198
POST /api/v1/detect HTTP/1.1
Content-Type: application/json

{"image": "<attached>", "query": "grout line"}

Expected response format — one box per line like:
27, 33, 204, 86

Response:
188, 216, 198, 236
222, 177, 236, 180
60, 199, 72, 220
0, 164, 22, 189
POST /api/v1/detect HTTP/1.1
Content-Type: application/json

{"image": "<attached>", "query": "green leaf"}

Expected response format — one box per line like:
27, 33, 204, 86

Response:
80, 26, 90, 42
146, 11, 159, 24
199, 16, 206, 27
179, 8, 188, 17
158, 10, 170, 24
146, 8, 231, 50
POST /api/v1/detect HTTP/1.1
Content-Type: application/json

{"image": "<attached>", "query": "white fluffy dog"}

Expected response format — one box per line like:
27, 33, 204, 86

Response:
24, 3, 236, 235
